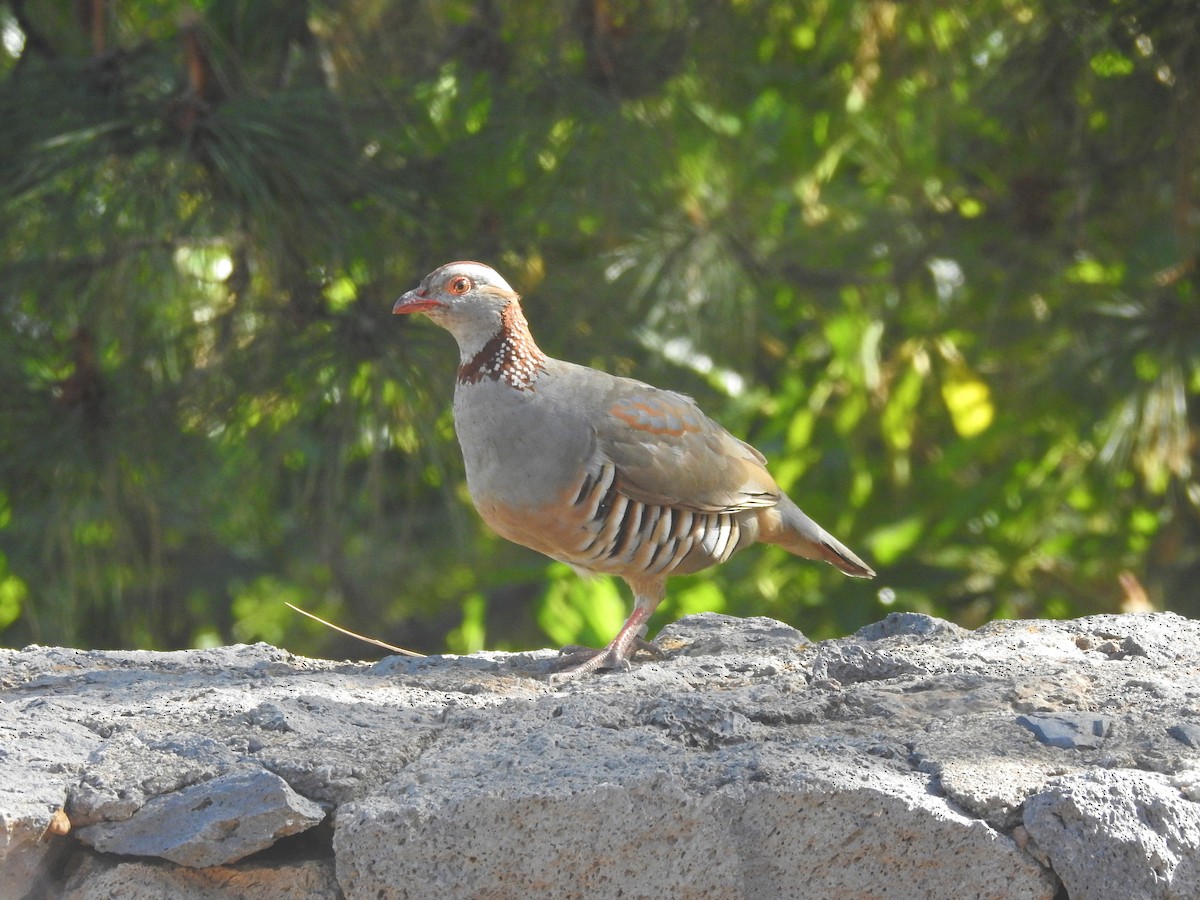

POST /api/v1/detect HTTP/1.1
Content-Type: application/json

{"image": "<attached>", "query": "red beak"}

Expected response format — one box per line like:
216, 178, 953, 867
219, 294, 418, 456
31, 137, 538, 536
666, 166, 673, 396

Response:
392, 290, 442, 315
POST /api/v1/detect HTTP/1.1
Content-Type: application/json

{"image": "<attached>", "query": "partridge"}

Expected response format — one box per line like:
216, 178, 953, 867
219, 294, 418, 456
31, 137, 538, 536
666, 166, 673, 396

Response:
394, 261, 875, 678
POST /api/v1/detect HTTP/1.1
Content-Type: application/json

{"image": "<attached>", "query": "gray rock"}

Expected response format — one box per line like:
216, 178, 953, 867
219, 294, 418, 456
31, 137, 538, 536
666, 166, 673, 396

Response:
334, 731, 1053, 900
61, 855, 341, 900
720, 767, 1051, 900
1023, 769, 1200, 899
655, 611, 809, 656
0, 671, 105, 900
1173, 767, 1200, 802
1016, 712, 1115, 749
70, 732, 238, 826
1, 612, 1198, 899
0, 770, 72, 900
1169, 722, 1200, 749
76, 769, 326, 867
855, 611, 970, 641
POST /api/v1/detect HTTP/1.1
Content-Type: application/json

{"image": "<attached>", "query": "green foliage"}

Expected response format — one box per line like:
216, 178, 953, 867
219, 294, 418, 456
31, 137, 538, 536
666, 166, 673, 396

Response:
538, 565, 629, 650
1, 0, 1197, 655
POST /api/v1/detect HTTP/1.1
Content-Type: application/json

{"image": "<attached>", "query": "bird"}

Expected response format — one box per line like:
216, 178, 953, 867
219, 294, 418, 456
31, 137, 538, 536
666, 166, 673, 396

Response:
393, 261, 875, 678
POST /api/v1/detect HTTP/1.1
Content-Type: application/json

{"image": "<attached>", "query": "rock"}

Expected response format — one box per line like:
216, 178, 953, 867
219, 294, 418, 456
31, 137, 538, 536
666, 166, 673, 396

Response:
1169, 722, 1200, 749
1016, 712, 1115, 749
1174, 767, 1200, 802
655, 611, 809, 656
0, 672, 106, 900
1023, 769, 1200, 899
855, 611, 970, 641
0, 770, 73, 900
75, 769, 326, 867
334, 737, 1052, 900
70, 732, 238, 826
1, 613, 1198, 898
61, 855, 340, 900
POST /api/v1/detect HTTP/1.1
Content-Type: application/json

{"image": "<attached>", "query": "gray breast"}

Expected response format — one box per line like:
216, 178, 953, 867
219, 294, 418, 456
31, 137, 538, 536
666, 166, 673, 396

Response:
452, 378, 595, 510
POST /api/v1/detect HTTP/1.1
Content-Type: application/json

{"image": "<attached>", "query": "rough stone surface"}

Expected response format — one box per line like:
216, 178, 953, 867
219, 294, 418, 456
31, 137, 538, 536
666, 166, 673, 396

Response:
1016, 711, 1115, 749
0, 771, 71, 900
60, 856, 341, 900
1024, 768, 1200, 900
75, 769, 325, 867
1, 611, 1198, 899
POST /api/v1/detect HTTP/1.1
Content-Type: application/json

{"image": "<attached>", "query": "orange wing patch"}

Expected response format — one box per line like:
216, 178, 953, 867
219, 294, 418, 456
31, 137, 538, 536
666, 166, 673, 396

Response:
609, 396, 703, 436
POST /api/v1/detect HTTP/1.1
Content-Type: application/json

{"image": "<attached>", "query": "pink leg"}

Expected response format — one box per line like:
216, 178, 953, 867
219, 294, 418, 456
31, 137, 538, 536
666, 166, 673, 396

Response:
550, 607, 656, 681
549, 578, 666, 682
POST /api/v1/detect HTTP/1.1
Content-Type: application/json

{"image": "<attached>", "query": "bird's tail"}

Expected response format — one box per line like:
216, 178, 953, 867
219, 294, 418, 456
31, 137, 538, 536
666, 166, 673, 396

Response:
766, 497, 876, 578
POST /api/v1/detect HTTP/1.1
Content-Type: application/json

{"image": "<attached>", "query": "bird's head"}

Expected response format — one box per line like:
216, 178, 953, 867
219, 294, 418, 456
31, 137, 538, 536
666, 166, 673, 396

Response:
396, 261, 545, 385
394, 261, 531, 365
394, 261, 519, 329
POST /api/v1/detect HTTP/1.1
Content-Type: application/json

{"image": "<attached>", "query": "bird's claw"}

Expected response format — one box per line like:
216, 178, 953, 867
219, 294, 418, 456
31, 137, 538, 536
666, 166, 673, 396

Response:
556, 637, 661, 661
547, 638, 661, 685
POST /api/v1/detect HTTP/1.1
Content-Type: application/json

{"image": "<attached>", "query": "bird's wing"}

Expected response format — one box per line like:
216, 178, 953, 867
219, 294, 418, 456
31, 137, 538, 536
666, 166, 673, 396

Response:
595, 387, 781, 513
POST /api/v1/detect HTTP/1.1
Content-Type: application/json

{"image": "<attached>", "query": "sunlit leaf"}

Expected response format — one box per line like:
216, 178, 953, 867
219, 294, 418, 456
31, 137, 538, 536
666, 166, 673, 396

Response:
537, 566, 628, 648
445, 593, 488, 655
1090, 51, 1134, 78
0, 556, 26, 631
941, 365, 994, 438
867, 516, 924, 565
666, 580, 726, 619
881, 363, 924, 453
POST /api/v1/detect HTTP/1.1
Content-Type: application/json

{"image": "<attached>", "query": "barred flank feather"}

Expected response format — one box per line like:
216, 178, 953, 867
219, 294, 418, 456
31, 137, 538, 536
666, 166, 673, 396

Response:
565, 462, 746, 577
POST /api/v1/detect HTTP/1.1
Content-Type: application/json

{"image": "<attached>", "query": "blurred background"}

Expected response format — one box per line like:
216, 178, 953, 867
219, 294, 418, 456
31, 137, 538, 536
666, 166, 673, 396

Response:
1, 1, 1197, 658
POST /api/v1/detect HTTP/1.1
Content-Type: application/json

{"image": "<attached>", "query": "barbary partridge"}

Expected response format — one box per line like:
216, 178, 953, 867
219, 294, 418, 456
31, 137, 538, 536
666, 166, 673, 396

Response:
394, 261, 875, 678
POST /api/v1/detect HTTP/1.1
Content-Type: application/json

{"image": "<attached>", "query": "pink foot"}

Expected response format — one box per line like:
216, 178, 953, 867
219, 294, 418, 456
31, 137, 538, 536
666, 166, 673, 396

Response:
547, 607, 656, 682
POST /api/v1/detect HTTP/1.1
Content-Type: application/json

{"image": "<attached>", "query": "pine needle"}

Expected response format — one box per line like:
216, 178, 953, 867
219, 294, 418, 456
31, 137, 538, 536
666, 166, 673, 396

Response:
285, 602, 425, 657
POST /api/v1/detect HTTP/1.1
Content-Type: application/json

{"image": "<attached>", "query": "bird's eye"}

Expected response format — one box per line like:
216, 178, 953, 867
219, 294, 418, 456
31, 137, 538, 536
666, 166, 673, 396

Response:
448, 276, 472, 295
